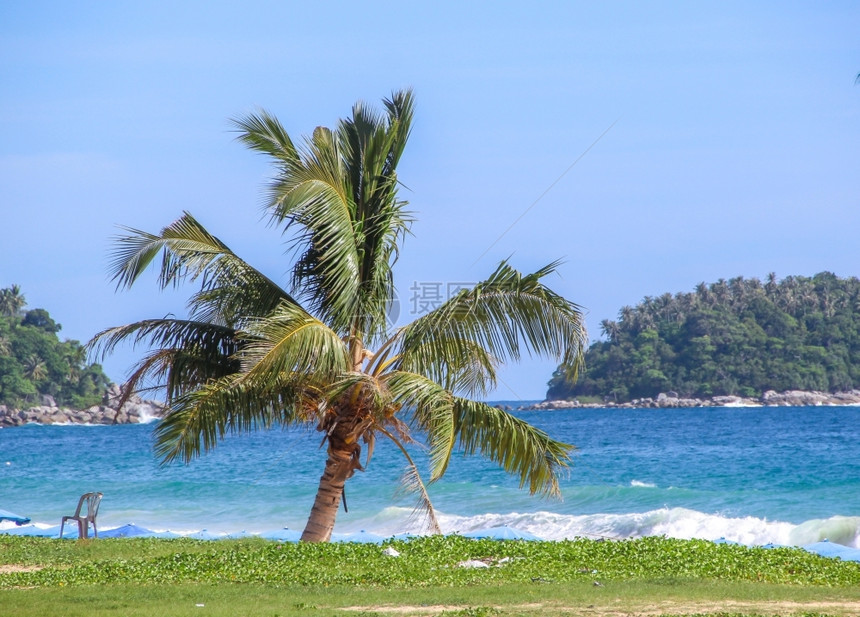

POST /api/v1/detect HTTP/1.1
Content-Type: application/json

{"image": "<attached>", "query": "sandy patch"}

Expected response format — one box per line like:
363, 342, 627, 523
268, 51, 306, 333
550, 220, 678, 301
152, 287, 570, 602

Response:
0, 564, 43, 573
340, 605, 543, 615
341, 600, 860, 616
631, 600, 860, 616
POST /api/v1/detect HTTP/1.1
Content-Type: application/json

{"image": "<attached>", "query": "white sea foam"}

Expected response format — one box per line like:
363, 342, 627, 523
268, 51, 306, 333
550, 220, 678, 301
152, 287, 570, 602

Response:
8, 509, 860, 548
630, 480, 657, 488
136, 410, 161, 424
425, 508, 860, 547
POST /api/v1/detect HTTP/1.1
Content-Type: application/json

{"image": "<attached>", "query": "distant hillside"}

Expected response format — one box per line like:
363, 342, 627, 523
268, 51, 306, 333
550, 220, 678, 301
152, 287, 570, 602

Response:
547, 272, 860, 402
0, 285, 111, 409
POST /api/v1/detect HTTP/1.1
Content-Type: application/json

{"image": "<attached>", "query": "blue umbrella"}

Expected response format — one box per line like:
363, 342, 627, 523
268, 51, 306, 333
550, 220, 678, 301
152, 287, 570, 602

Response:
224, 530, 259, 539
100, 523, 158, 538
0, 508, 31, 525
803, 540, 860, 561
463, 526, 542, 541
260, 527, 303, 542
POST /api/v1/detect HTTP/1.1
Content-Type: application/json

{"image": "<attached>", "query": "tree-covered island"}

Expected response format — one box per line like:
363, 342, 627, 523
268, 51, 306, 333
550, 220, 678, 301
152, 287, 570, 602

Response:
548, 272, 860, 403
0, 285, 111, 409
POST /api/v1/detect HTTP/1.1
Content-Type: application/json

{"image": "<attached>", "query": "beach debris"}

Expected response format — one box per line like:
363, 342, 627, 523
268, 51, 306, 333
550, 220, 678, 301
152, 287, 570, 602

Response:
458, 559, 490, 569
456, 555, 521, 568
382, 546, 400, 557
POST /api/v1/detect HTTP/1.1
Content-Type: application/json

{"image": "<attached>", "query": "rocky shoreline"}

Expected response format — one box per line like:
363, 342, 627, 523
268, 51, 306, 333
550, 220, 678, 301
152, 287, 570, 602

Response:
0, 384, 166, 428
4, 387, 860, 425
522, 389, 860, 410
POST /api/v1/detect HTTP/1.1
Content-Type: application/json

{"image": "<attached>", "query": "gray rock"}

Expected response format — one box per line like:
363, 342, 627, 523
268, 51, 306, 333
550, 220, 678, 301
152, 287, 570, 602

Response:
535, 389, 860, 410
0, 383, 166, 427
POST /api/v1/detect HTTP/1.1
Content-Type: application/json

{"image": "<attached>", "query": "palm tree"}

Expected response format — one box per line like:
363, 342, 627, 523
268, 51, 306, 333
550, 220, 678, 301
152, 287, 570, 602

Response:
599, 319, 619, 342
23, 354, 47, 382
90, 90, 586, 542
0, 285, 26, 318
765, 272, 778, 298
63, 343, 88, 382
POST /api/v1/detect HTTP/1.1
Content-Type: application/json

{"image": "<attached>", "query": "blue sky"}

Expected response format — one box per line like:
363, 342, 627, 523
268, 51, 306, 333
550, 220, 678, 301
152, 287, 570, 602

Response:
1, 2, 858, 400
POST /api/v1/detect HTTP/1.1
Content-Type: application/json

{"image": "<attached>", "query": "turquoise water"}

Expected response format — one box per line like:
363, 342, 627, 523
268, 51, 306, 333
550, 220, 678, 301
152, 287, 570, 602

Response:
1, 405, 859, 546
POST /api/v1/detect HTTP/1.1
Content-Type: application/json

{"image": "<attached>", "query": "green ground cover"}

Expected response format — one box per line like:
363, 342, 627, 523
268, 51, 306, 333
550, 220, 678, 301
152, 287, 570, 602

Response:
2, 535, 859, 616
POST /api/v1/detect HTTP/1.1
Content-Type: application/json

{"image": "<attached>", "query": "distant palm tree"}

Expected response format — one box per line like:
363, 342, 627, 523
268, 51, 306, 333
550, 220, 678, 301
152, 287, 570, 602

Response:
91, 90, 587, 542
600, 319, 619, 341
64, 344, 88, 382
23, 354, 47, 382
0, 285, 26, 318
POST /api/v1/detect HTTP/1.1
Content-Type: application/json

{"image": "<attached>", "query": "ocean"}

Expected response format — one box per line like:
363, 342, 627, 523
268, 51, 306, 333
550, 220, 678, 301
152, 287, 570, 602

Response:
1, 405, 859, 547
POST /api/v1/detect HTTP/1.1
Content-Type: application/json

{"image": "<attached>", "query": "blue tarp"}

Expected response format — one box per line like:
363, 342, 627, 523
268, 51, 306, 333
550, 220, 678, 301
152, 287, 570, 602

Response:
1, 524, 63, 537
463, 525, 542, 541
0, 508, 31, 525
186, 529, 227, 540
259, 528, 303, 542
331, 530, 385, 544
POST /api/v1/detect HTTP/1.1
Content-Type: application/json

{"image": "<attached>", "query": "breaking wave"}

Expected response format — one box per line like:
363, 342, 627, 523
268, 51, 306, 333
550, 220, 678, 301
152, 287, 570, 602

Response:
350, 507, 860, 548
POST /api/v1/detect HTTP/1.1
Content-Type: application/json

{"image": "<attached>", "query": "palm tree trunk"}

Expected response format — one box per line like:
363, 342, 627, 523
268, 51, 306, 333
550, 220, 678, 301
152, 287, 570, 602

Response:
300, 445, 354, 542
302, 387, 369, 543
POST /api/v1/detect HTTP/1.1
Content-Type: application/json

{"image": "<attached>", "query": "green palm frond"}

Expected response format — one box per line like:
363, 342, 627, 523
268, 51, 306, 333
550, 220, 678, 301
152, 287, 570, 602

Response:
385, 370, 574, 495
233, 90, 415, 342
88, 318, 241, 404
154, 372, 321, 464
340, 91, 414, 342
379, 425, 442, 535
120, 346, 235, 405
384, 371, 456, 482
89, 318, 237, 360
110, 212, 295, 326
231, 109, 299, 162
240, 301, 350, 382
236, 111, 360, 333
393, 335, 498, 397
398, 259, 587, 385
453, 398, 573, 497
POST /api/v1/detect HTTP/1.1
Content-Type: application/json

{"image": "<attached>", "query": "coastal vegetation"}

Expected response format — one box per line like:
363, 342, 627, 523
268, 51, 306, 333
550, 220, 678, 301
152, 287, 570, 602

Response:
0, 285, 110, 409
89, 90, 587, 542
2, 535, 860, 616
548, 272, 860, 402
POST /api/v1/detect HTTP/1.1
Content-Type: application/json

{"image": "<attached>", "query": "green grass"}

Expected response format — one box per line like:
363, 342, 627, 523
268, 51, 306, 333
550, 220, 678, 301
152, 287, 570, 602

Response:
2, 535, 860, 616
